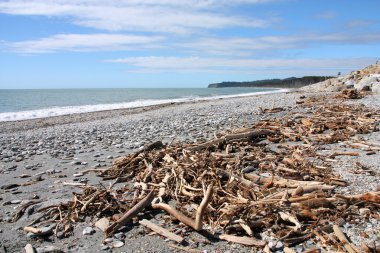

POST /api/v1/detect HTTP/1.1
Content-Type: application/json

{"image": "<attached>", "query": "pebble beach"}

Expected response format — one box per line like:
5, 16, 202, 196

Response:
1, 88, 380, 252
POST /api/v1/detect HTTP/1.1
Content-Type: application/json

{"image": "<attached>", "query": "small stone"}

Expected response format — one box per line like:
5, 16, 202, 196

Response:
71, 161, 81, 165
95, 217, 109, 232
268, 241, 275, 250
45, 169, 55, 174
359, 208, 371, 216
114, 232, 125, 240
33, 175, 43, 181
73, 172, 84, 177
26, 232, 35, 238
104, 238, 113, 243
78, 178, 88, 183
15, 156, 24, 162
24, 244, 35, 253
34, 171, 46, 177
241, 166, 256, 173
36, 245, 62, 253
82, 226, 95, 235
276, 241, 284, 250
260, 173, 272, 178
335, 218, 346, 227
111, 240, 124, 248
11, 199, 22, 204
101, 245, 110, 251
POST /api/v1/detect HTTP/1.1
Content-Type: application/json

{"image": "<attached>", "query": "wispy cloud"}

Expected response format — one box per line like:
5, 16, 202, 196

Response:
5, 34, 163, 53
344, 20, 374, 29
0, 0, 271, 34
315, 11, 337, 20
178, 33, 380, 56
107, 56, 377, 75
6, 32, 380, 55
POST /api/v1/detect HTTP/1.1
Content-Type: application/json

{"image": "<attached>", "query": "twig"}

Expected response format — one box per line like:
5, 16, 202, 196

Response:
80, 191, 100, 212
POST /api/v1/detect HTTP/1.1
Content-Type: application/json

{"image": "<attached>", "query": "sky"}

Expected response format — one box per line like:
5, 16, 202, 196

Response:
0, 0, 380, 89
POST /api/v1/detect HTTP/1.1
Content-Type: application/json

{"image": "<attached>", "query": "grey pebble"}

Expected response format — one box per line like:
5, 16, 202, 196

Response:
82, 226, 95, 235
101, 245, 110, 250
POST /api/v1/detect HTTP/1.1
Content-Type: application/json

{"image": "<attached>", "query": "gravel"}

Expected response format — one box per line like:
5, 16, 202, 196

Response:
0, 90, 379, 252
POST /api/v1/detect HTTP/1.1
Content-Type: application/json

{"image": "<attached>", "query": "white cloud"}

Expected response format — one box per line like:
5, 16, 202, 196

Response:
6, 33, 163, 53
178, 33, 380, 56
0, 0, 271, 34
315, 11, 337, 20
107, 56, 377, 75
6, 31, 380, 55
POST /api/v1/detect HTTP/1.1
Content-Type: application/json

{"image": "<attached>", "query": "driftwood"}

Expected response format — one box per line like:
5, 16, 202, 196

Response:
246, 174, 324, 188
23, 225, 54, 236
333, 225, 361, 253
12, 200, 42, 222
105, 191, 155, 235
80, 191, 100, 212
336, 191, 380, 204
218, 234, 266, 247
139, 219, 184, 243
187, 129, 273, 152
29, 93, 380, 251
223, 129, 273, 141
194, 185, 213, 230
152, 203, 196, 230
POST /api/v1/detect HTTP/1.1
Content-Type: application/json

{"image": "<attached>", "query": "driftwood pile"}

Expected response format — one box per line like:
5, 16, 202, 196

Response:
20, 93, 380, 252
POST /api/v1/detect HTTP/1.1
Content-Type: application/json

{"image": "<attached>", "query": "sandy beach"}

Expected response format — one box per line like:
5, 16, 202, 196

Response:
1, 89, 380, 253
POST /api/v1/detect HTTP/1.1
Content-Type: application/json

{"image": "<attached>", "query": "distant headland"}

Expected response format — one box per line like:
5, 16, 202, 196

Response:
208, 76, 333, 88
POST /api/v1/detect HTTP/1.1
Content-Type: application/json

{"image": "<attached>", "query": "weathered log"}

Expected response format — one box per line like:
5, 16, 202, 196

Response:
336, 191, 380, 203
152, 203, 196, 229
223, 129, 273, 141
144, 140, 164, 151
244, 173, 323, 188
186, 139, 223, 152
195, 185, 213, 231
105, 191, 154, 235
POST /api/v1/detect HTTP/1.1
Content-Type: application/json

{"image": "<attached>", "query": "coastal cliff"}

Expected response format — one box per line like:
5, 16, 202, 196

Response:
208, 76, 333, 88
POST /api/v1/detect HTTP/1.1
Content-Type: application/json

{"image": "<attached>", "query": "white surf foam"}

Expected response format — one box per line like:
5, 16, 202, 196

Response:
0, 89, 289, 122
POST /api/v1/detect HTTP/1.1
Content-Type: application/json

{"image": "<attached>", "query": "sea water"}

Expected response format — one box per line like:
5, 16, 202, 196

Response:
0, 88, 286, 122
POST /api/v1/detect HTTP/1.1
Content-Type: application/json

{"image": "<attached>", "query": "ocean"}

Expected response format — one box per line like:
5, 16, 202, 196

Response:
0, 88, 286, 122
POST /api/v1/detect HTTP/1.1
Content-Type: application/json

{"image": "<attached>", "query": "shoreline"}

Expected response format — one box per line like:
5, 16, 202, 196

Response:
0, 88, 291, 133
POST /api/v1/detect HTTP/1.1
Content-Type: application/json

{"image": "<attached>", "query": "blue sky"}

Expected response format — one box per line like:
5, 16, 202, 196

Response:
0, 0, 379, 88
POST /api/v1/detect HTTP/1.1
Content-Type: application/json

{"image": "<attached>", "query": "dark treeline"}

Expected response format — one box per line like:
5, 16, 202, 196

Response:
208, 76, 333, 88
